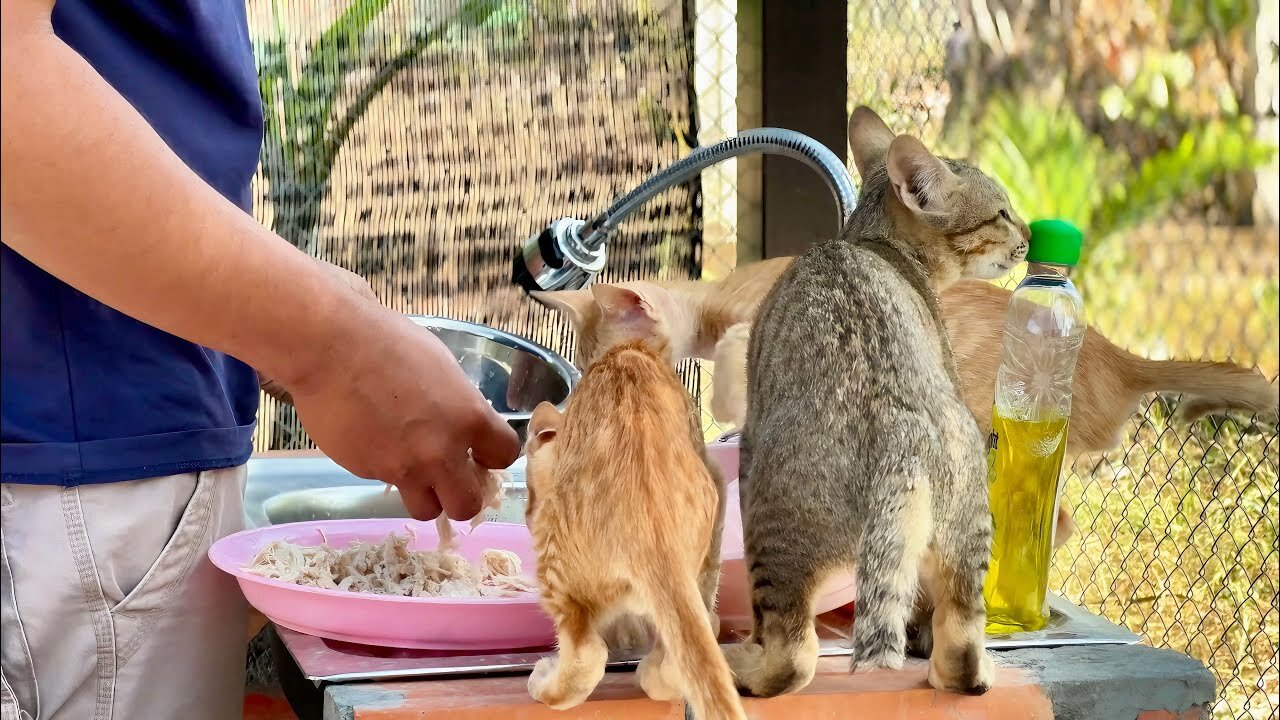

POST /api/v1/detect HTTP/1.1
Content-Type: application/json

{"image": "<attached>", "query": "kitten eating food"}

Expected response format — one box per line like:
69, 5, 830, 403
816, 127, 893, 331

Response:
521, 283, 744, 719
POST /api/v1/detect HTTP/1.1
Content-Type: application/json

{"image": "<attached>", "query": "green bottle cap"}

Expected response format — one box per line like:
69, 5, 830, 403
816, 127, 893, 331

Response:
1026, 219, 1083, 266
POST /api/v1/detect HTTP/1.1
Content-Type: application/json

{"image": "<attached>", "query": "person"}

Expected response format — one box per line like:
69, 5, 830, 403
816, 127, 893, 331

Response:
0, 1, 521, 718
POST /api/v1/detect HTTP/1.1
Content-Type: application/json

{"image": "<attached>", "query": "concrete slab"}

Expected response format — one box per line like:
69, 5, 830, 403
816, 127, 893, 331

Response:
1000, 644, 1214, 720
322, 642, 1215, 719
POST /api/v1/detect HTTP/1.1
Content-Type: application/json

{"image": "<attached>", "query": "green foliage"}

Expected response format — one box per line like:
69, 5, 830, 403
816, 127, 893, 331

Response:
1098, 41, 1248, 123
1094, 117, 1276, 238
444, 0, 531, 52
1098, 49, 1208, 121
975, 93, 1277, 267
1259, 281, 1280, 331
1166, 0, 1255, 49
975, 96, 1112, 240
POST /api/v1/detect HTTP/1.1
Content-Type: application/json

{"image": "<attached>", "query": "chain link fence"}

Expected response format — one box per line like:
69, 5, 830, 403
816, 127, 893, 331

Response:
891, 4, 1275, 718
246, 2, 1278, 717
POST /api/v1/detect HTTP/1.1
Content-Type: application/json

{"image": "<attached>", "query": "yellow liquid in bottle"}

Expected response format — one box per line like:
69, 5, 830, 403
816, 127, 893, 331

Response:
983, 410, 1069, 634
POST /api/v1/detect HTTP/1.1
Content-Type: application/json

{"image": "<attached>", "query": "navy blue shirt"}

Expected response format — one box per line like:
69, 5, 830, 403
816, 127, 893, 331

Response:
1, 1, 265, 485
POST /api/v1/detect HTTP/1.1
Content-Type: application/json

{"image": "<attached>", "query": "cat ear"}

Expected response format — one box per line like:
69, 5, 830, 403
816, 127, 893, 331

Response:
886, 134, 956, 216
530, 289, 594, 329
524, 403, 561, 520
848, 105, 896, 179
589, 283, 658, 334
529, 401, 562, 443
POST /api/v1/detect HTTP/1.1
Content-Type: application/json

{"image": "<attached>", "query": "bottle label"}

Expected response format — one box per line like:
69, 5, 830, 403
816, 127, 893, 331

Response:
986, 424, 999, 535
986, 428, 999, 480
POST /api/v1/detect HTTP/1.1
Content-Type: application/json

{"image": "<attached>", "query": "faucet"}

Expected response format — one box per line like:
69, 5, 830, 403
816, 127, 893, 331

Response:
511, 128, 858, 294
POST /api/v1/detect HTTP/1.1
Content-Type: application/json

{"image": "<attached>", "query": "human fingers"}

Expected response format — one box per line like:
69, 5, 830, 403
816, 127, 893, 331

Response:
396, 481, 443, 521
429, 453, 484, 521
468, 406, 521, 470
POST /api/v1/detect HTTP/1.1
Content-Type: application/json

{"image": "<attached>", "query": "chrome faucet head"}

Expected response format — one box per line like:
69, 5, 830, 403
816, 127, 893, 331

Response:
513, 129, 856, 296
511, 217, 607, 293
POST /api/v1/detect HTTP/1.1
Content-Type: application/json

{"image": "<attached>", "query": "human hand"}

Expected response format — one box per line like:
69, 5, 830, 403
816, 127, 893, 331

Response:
266, 261, 521, 520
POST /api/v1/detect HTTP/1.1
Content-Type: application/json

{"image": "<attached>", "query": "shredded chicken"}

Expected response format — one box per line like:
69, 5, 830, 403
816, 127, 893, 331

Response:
244, 532, 534, 598
436, 467, 511, 552
479, 548, 534, 594
246, 469, 531, 598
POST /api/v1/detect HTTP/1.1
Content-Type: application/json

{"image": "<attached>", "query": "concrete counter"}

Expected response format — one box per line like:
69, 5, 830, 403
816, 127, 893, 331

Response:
320, 643, 1213, 720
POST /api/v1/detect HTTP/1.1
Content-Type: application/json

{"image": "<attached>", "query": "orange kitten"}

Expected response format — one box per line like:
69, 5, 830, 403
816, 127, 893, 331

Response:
941, 279, 1278, 451
531, 258, 789, 426
522, 285, 742, 719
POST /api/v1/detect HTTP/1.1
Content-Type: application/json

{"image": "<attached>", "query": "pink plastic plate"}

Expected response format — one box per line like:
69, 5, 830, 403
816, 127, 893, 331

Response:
213, 436, 855, 649
209, 519, 555, 650
706, 434, 858, 630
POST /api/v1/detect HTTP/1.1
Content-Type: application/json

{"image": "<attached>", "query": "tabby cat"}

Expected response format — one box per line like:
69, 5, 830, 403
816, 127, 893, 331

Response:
521, 284, 743, 719
726, 106, 1027, 698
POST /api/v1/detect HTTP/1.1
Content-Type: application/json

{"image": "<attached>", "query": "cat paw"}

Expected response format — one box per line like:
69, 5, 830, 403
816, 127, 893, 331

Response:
528, 656, 558, 702
710, 322, 751, 428
928, 647, 994, 696
724, 641, 765, 696
722, 322, 751, 344
528, 655, 591, 710
637, 653, 682, 702
724, 640, 814, 698
709, 397, 741, 428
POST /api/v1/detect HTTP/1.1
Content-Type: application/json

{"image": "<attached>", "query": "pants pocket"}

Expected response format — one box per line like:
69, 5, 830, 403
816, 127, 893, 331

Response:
89, 472, 217, 666
0, 486, 39, 720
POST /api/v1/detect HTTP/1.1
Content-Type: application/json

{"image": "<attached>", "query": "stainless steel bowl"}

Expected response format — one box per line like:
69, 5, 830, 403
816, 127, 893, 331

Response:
406, 316, 577, 444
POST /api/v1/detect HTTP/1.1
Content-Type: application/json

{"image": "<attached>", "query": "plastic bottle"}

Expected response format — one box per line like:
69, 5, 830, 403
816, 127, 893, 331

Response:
983, 219, 1086, 634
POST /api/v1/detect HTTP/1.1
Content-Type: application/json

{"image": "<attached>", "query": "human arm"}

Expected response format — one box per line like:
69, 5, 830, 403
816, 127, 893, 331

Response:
1, 0, 518, 518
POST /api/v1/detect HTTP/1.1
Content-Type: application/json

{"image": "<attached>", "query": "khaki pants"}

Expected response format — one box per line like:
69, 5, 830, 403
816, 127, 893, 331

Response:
1, 466, 248, 720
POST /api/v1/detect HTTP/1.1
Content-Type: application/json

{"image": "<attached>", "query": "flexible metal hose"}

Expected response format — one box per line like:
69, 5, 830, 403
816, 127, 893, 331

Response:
512, 128, 856, 293
578, 127, 858, 249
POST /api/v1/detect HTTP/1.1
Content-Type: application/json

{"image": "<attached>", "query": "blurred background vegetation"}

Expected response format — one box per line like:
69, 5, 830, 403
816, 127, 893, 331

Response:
244, 1, 1277, 717
867, 6, 1279, 717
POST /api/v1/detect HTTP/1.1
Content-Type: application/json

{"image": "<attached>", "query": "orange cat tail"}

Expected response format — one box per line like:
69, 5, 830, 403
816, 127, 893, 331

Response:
642, 568, 746, 720
1133, 359, 1279, 423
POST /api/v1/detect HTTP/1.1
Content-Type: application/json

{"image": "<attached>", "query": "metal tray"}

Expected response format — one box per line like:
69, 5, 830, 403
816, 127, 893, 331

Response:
279, 593, 1138, 684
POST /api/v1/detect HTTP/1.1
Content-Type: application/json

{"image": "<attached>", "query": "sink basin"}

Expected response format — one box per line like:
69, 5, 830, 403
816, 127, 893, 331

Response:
261, 486, 414, 525
243, 455, 529, 530
408, 316, 577, 445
